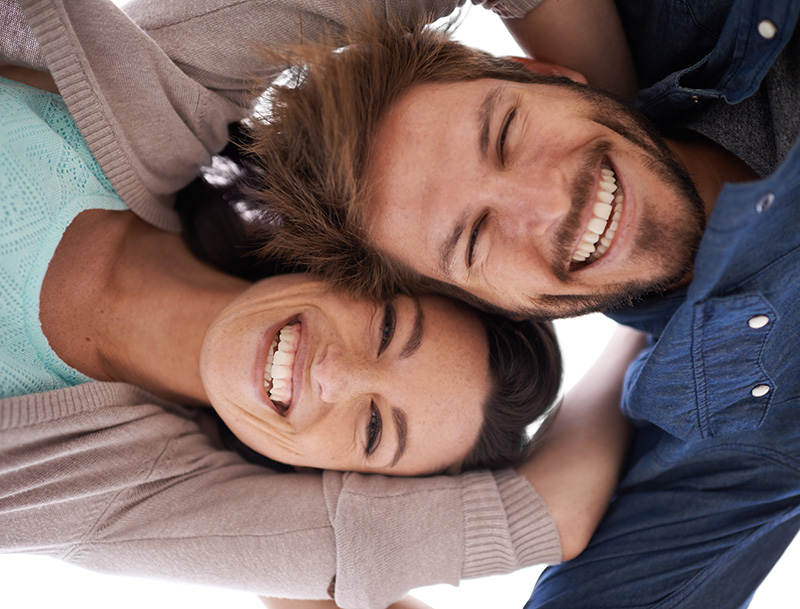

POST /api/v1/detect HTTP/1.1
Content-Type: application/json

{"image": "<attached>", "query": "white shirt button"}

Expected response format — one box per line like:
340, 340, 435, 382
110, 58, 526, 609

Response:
758, 19, 778, 39
752, 384, 770, 397
748, 314, 770, 329
756, 192, 775, 213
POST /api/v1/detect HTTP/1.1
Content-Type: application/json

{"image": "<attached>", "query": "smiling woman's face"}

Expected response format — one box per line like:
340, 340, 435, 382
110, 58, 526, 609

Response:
199, 274, 489, 476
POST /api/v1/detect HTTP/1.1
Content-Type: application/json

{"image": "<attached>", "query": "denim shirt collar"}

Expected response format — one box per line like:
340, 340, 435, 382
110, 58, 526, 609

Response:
617, 0, 800, 123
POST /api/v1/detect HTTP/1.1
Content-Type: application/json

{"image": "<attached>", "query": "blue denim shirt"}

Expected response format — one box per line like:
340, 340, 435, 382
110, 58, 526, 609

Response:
531, 140, 800, 605
620, 139, 800, 445
529, 7, 800, 606
607, 0, 800, 442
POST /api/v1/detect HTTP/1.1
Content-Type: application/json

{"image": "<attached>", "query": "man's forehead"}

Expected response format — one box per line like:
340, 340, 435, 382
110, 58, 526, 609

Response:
392, 78, 511, 111
364, 80, 513, 269
365, 87, 458, 207
371, 79, 510, 172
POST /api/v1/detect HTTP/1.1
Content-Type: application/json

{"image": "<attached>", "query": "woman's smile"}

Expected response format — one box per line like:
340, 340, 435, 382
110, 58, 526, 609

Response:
259, 317, 303, 416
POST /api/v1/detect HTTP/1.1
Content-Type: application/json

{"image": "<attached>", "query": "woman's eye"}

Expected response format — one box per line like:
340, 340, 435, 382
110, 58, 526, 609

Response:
366, 402, 382, 456
378, 302, 395, 355
498, 107, 516, 164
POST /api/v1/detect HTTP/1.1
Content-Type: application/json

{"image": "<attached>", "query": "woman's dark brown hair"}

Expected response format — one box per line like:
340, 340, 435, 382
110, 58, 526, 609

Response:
464, 311, 561, 471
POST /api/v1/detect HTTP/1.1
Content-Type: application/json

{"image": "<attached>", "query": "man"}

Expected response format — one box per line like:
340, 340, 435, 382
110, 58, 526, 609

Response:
249, 1, 800, 607
529, 2, 800, 607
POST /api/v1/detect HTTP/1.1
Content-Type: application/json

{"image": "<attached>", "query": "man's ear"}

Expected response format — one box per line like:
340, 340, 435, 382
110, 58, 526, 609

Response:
507, 56, 588, 84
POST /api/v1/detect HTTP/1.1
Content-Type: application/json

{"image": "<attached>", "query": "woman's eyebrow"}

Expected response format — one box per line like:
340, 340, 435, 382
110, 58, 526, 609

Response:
389, 407, 409, 468
399, 298, 424, 359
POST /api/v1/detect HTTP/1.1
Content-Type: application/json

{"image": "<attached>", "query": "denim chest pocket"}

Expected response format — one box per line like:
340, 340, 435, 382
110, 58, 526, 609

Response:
692, 294, 776, 438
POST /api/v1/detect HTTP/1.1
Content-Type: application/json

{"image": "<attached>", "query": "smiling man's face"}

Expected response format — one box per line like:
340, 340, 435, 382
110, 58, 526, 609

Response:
364, 77, 706, 317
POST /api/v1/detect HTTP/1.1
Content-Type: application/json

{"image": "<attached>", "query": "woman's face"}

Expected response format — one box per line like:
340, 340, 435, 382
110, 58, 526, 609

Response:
200, 275, 489, 476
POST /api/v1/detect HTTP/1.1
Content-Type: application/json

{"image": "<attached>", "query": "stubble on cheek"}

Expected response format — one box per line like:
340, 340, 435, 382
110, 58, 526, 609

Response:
521, 168, 703, 318
514, 87, 707, 317
635, 151, 706, 287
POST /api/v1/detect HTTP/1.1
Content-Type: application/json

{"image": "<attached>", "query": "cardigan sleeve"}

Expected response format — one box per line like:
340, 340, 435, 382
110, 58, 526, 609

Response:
0, 0, 47, 69
11, 0, 469, 231
8, 0, 545, 231
0, 383, 560, 609
327, 468, 560, 608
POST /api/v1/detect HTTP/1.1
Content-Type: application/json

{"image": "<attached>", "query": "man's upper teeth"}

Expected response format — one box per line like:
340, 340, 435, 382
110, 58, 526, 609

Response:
572, 165, 624, 263
264, 323, 299, 409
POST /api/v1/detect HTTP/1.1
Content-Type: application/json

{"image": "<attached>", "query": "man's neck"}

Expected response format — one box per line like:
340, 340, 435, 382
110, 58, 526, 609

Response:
665, 130, 759, 221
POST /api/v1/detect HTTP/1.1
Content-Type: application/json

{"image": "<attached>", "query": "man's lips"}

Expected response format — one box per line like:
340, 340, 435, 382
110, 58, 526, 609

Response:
569, 159, 624, 269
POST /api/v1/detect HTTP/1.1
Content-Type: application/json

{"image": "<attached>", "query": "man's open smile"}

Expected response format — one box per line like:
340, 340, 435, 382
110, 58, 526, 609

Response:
570, 160, 624, 269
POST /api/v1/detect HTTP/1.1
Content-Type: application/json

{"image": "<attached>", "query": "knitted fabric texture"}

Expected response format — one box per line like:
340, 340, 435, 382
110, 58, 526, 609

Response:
0, 76, 127, 398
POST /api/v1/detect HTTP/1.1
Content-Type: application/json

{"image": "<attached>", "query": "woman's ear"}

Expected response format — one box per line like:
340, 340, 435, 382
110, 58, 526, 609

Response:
506, 56, 589, 84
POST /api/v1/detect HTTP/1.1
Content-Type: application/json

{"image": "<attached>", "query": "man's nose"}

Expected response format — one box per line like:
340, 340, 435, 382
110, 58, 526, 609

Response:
498, 167, 572, 237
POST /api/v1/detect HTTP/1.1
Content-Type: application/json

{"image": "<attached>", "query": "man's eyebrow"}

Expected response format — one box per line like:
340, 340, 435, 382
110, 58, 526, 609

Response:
399, 298, 424, 359
390, 407, 408, 468
438, 214, 467, 279
438, 87, 502, 278
478, 86, 502, 160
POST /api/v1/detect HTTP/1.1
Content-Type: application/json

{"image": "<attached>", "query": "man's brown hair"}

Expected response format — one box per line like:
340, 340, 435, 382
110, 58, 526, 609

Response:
247, 14, 559, 301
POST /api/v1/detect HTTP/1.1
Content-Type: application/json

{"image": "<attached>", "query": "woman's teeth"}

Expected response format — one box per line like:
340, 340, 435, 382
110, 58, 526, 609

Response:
264, 323, 299, 412
572, 165, 624, 264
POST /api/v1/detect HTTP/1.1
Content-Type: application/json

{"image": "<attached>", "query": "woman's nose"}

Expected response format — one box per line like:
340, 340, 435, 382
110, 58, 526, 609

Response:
312, 344, 359, 404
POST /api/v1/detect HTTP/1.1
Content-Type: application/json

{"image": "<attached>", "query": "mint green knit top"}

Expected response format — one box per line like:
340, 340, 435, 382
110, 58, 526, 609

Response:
0, 76, 128, 398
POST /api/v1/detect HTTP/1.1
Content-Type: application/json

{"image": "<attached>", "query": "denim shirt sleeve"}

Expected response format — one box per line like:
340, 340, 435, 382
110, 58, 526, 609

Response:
616, 0, 800, 123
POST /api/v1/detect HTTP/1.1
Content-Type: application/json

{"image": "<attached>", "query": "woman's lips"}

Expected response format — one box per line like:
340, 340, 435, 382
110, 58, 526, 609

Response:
255, 315, 301, 416
264, 321, 300, 413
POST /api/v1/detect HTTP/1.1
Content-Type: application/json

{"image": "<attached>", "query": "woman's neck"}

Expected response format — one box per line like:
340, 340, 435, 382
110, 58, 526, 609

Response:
40, 209, 249, 404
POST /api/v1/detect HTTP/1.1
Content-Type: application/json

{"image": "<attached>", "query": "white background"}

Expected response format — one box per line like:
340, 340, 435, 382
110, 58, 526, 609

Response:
3, 3, 797, 608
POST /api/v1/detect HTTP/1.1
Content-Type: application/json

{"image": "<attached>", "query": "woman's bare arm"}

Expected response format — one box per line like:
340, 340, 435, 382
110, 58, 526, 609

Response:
0, 63, 58, 93
516, 325, 646, 560
501, 0, 637, 99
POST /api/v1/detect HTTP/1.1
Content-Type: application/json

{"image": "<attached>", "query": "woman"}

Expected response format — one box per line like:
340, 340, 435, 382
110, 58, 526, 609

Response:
0, 70, 559, 477
1, 1, 635, 607
0, 62, 558, 604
